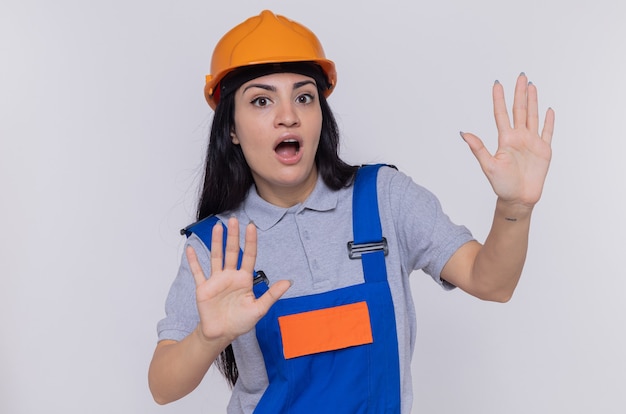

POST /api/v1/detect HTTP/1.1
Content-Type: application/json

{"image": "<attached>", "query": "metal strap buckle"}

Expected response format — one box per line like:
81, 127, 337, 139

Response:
347, 238, 388, 259
253, 270, 269, 286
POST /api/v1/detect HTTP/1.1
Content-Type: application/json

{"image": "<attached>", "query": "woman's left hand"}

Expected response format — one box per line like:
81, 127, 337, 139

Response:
460, 73, 555, 210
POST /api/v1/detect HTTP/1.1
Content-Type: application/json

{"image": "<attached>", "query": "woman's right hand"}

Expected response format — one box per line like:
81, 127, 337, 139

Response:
186, 217, 291, 344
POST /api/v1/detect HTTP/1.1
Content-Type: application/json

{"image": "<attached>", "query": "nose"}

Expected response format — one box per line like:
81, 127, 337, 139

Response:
275, 101, 300, 128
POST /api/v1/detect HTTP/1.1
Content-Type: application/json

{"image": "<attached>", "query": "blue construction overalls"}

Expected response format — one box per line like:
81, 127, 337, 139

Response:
183, 164, 401, 413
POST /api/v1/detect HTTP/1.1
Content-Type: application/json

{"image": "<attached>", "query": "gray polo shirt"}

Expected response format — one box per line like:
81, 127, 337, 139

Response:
157, 166, 474, 413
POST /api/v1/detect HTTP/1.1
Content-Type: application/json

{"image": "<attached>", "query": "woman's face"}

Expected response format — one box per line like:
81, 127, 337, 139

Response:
232, 72, 323, 207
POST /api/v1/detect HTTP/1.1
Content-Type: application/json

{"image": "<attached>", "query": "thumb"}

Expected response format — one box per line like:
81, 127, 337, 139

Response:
255, 280, 292, 317
460, 131, 493, 170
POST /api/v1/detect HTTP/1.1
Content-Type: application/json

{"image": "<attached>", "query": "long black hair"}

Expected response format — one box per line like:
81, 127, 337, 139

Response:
196, 63, 358, 387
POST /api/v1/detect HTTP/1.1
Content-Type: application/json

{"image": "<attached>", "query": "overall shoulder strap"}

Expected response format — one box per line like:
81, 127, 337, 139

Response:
350, 164, 389, 283
181, 215, 222, 241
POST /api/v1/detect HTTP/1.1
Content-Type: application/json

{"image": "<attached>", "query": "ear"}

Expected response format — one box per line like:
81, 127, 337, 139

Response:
230, 129, 240, 145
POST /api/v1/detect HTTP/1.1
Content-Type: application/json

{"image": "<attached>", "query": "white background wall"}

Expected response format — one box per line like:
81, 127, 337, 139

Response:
1, 0, 625, 413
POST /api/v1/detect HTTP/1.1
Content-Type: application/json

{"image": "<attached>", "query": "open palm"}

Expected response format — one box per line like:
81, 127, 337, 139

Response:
187, 217, 291, 343
461, 73, 555, 208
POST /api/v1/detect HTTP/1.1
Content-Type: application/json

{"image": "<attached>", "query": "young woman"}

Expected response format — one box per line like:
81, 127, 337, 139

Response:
149, 10, 555, 413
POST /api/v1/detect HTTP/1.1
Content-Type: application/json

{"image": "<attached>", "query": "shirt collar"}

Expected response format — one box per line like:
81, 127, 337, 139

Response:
243, 174, 339, 231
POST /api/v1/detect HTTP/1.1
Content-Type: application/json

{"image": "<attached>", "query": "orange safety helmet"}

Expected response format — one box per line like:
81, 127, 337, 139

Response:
204, 10, 337, 110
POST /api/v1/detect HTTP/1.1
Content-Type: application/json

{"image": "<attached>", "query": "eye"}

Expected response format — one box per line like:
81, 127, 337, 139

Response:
251, 96, 272, 107
296, 93, 314, 105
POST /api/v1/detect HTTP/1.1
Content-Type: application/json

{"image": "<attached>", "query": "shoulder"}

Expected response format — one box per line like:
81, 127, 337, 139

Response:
374, 165, 440, 209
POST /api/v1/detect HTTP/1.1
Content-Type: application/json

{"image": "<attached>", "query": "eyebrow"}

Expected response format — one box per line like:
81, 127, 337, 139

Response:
242, 79, 316, 94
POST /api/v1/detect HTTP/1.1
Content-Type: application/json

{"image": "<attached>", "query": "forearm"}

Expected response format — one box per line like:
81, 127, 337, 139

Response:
470, 198, 534, 302
148, 325, 231, 404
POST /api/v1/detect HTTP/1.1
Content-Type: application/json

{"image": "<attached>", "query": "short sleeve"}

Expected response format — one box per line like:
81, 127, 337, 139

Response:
379, 167, 474, 289
156, 235, 212, 341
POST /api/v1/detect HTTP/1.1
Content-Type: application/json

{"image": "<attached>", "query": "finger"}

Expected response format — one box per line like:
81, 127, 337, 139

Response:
492, 80, 511, 133
210, 222, 225, 272
255, 280, 292, 316
186, 246, 208, 288
240, 222, 257, 274
526, 81, 539, 134
223, 217, 240, 270
512, 72, 528, 129
541, 107, 555, 146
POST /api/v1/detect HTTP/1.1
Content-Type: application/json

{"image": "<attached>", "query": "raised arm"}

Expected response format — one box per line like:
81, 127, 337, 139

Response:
441, 73, 555, 302
148, 218, 291, 404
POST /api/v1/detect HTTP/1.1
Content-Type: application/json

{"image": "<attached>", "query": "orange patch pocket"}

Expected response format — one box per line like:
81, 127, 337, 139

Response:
278, 301, 373, 359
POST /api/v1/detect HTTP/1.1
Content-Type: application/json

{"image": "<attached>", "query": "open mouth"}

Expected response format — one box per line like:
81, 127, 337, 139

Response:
274, 139, 301, 158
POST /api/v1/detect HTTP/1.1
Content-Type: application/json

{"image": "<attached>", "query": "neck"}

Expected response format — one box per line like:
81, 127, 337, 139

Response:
253, 168, 319, 208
